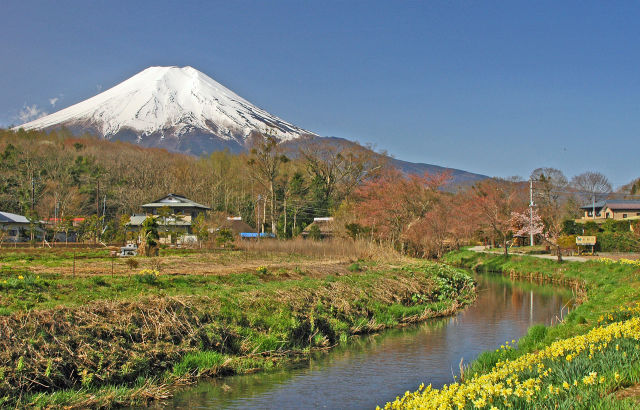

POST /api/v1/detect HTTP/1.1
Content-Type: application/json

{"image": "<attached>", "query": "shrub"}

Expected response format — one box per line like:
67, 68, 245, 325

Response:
583, 221, 599, 235
91, 277, 108, 287
347, 262, 361, 272
216, 228, 234, 247
308, 224, 322, 241
557, 235, 577, 251
562, 220, 581, 235
601, 219, 631, 233
597, 232, 640, 252
345, 223, 371, 240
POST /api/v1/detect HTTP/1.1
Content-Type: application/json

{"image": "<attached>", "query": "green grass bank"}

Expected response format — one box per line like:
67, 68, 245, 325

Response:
0, 260, 475, 408
382, 249, 640, 408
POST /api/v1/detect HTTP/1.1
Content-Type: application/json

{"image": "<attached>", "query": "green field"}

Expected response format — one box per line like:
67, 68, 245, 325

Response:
0, 248, 475, 408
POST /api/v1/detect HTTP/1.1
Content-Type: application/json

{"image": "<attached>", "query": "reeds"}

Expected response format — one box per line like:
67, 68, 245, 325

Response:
237, 238, 399, 261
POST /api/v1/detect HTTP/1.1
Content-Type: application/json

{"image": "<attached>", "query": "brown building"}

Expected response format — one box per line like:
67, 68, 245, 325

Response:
580, 200, 640, 221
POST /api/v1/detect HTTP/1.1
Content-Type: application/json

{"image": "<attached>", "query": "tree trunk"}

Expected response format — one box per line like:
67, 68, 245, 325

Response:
556, 245, 563, 263
262, 197, 267, 234
503, 236, 509, 257
293, 208, 297, 234
270, 181, 277, 236
283, 197, 287, 238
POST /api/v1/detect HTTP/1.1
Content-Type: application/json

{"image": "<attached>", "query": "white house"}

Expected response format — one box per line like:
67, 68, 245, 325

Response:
0, 211, 42, 242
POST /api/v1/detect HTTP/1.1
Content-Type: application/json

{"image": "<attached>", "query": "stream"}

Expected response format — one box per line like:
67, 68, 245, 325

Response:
167, 273, 574, 409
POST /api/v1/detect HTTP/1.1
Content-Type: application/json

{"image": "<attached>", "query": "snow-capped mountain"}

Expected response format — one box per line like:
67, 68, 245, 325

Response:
18, 66, 314, 154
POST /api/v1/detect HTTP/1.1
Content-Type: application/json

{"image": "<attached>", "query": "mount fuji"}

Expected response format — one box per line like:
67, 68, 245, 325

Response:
17, 65, 488, 184
18, 66, 314, 154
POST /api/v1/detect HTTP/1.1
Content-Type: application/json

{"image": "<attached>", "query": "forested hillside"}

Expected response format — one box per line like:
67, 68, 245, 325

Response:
0, 128, 383, 240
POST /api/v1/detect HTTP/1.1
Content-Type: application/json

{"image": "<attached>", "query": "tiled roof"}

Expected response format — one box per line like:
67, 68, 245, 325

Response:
580, 200, 640, 210
0, 211, 30, 224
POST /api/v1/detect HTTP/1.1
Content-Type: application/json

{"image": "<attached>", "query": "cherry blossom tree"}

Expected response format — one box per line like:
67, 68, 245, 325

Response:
510, 208, 544, 245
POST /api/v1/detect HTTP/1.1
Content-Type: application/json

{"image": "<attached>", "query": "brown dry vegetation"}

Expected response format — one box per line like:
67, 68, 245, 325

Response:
0, 259, 475, 408
4, 239, 401, 278
236, 238, 401, 261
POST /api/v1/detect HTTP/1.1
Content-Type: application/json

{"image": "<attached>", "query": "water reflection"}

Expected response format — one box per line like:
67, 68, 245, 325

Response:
168, 273, 574, 409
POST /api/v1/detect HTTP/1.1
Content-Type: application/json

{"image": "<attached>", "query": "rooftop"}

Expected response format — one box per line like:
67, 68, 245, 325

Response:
141, 193, 211, 210
0, 211, 30, 224
580, 199, 640, 210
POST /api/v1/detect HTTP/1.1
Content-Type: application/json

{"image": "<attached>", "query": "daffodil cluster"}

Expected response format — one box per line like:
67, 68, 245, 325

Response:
381, 315, 640, 409
595, 257, 640, 267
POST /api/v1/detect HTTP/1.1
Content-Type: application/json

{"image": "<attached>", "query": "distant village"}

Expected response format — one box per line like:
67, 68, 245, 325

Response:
2, 190, 639, 253
0, 193, 334, 250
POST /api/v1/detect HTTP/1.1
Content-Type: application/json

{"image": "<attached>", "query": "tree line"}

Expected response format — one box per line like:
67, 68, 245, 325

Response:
1, 128, 637, 256
0, 128, 384, 242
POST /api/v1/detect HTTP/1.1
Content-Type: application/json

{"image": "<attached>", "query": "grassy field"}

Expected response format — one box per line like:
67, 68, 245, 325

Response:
381, 250, 640, 409
0, 244, 475, 408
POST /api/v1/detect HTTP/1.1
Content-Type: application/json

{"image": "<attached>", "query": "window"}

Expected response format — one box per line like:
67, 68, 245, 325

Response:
623, 214, 628, 218
8, 229, 17, 236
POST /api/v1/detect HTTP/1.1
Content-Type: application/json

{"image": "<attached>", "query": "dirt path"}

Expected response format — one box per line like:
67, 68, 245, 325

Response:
468, 245, 588, 262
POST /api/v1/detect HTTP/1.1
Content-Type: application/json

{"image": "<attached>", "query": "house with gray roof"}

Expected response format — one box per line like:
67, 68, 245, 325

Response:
0, 211, 43, 242
579, 200, 640, 221
128, 194, 211, 235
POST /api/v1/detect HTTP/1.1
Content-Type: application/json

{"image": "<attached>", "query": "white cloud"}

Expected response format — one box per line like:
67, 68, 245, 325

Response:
18, 104, 48, 124
49, 97, 59, 107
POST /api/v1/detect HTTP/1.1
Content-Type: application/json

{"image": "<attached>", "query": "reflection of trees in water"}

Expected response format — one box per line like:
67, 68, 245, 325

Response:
511, 287, 524, 310
171, 274, 574, 408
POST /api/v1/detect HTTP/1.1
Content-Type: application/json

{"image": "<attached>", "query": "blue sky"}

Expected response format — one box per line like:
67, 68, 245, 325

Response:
1, 1, 638, 185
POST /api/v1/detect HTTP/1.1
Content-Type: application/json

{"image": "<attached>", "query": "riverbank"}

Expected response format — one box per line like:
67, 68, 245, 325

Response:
0, 251, 475, 408
381, 250, 640, 408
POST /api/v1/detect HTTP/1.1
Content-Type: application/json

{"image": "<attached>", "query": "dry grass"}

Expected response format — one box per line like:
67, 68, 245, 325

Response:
615, 383, 640, 402
18, 249, 357, 278
236, 238, 400, 261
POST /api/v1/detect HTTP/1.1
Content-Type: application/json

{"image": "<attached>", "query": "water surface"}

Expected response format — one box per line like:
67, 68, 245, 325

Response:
169, 273, 573, 409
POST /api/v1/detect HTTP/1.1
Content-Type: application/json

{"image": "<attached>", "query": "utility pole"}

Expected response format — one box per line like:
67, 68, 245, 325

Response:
30, 177, 36, 243
529, 178, 535, 247
96, 180, 100, 216
31, 177, 35, 211
592, 194, 596, 221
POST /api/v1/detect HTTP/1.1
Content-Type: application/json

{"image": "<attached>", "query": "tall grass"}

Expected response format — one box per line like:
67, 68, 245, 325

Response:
236, 238, 399, 261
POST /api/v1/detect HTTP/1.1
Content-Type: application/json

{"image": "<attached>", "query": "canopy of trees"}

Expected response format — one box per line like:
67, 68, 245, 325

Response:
1, 128, 632, 258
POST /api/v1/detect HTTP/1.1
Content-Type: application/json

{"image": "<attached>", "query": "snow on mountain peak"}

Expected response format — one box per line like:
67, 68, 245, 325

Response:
18, 66, 314, 152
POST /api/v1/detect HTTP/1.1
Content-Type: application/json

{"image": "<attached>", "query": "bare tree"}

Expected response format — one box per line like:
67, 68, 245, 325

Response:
247, 131, 288, 236
531, 168, 569, 262
570, 171, 612, 218
300, 139, 385, 210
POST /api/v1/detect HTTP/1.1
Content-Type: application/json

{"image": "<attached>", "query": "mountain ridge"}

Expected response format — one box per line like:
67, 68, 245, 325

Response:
16, 65, 487, 183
